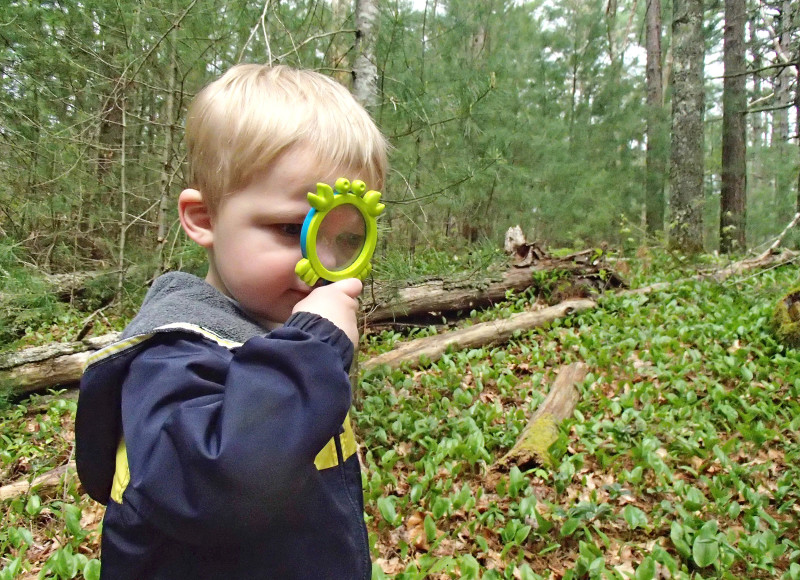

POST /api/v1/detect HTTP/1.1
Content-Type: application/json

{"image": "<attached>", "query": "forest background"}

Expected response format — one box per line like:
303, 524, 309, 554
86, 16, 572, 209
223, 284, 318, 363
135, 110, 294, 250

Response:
2, 1, 800, 579
0, 0, 798, 338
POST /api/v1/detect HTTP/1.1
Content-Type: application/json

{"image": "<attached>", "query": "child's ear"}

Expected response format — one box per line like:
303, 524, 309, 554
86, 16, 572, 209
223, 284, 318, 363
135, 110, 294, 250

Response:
178, 189, 214, 248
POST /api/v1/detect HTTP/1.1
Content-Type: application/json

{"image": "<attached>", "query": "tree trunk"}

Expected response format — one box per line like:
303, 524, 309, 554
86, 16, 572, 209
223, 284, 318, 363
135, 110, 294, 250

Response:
797, 62, 800, 215
748, 18, 763, 149
645, 0, 667, 234
353, 0, 379, 108
155, 18, 179, 276
772, 0, 792, 145
669, 0, 705, 254
720, 0, 747, 254
772, 0, 793, 224
116, 98, 128, 299
328, 0, 351, 86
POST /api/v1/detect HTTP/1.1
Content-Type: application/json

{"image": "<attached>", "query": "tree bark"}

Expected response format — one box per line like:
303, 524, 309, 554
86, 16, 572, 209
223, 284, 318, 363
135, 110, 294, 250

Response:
748, 17, 764, 149
720, 0, 748, 254
771, 1, 794, 224
669, 0, 705, 254
353, 0, 379, 108
328, 0, 351, 86
645, 0, 667, 233
155, 19, 179, 276
772, 0, 792, 145
117, 98, 128, 299
789, 4, 800, 218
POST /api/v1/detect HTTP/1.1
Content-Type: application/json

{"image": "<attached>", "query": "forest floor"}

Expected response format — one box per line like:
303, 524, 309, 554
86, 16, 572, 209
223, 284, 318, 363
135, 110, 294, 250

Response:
1, 253, 799, 579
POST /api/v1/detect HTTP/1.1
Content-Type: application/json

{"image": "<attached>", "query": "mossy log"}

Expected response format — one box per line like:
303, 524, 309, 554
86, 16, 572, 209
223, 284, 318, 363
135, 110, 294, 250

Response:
362, 258, 624, 325
772, 286, 800, 348
495, 362, 589, 471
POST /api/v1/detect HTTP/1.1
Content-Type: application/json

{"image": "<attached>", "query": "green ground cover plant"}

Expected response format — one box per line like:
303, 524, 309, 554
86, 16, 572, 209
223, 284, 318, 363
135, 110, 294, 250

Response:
1, 254, 799, 579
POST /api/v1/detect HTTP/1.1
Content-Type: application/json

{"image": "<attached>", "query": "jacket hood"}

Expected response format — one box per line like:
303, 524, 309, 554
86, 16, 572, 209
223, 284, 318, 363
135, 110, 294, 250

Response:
76, 272, 268, 503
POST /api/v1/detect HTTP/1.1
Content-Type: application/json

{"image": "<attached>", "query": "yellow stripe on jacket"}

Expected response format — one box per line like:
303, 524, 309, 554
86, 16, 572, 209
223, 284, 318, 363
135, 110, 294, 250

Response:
109, 414, 358, 503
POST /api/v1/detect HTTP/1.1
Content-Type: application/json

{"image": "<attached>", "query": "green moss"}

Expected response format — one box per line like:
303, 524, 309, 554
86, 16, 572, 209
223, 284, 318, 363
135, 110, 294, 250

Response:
772, 286, 800, 348
518, 413, 559, 467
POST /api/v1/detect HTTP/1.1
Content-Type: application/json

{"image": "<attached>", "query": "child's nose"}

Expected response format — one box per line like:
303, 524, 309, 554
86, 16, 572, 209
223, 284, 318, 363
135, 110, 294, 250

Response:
317, 244, 337, 270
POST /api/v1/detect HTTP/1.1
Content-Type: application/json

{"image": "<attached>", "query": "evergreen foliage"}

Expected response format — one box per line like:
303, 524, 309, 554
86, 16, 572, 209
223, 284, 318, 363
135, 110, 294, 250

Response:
0, 0, 797, 279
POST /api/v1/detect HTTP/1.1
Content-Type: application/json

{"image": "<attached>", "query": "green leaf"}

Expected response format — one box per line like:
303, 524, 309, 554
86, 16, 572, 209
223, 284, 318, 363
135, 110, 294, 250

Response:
432, 496, 450, 519
784, 562, 800, 580
514, 524, 532, 544
670, 521, 692, 558
9, 526, 33, 549
635, 556, 656, 580
561, 517, 581, 537
683, 487, 706, 511
25, 494, 41, 517
371, 562, 390, 580
726, 502, 741, 519
458, 554, 480, 580
377, 496, 401, 527
508, 466, 526, 497
63, 503, 84, 538
0, 557, 23, 580
518, 495, 536, 519
588, 555, 605, 574
51, 546, 79, 579
84, 559, 102, 580
692, 536, 720, 568
424, 514, 437, 543
622, 505, 648, 530
697, 519, 718, 539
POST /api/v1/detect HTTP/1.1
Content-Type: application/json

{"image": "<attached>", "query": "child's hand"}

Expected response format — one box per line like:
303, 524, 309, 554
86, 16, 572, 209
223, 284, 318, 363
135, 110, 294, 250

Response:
292, 278, 363, 346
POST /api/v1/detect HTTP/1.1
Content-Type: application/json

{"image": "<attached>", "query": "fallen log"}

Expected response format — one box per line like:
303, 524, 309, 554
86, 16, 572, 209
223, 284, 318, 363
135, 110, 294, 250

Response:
0, 334, 117, 396
363, 259, 623, 324
0, 461, 76, 501
1, 248, 795, 396
0, 258, 610, 395
363, 299, 597, 371
495, 362, 589, 471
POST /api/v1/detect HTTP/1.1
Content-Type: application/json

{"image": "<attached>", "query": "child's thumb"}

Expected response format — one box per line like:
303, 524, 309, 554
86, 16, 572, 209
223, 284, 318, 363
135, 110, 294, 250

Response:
330, 278, 363, 298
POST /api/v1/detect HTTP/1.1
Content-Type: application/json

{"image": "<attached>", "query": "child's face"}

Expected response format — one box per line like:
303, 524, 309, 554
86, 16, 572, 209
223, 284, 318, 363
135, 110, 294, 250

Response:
204, 144, 364, 326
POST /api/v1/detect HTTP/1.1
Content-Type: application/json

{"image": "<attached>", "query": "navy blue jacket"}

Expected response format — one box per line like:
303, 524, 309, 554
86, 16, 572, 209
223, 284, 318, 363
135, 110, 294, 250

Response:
75, 272, 371, 579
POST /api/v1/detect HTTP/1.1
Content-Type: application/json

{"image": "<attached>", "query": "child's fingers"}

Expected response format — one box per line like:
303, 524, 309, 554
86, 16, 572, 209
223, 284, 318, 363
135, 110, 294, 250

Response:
327, 278, 363, 299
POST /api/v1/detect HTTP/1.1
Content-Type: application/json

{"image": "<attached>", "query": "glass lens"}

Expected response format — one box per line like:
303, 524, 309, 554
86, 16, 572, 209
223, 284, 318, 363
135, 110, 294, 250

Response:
316, 204, 366, 271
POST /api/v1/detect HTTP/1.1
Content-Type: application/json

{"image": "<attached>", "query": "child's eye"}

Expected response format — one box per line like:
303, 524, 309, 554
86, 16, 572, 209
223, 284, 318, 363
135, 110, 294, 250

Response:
278, 224, 302, 237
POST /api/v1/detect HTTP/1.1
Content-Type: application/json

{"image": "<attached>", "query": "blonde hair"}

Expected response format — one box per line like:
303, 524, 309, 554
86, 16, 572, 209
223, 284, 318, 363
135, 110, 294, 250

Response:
185, 64, 388, 211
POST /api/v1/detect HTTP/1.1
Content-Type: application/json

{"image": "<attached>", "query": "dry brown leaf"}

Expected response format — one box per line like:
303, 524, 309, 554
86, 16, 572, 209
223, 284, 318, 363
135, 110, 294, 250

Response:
404, 512, 429, 551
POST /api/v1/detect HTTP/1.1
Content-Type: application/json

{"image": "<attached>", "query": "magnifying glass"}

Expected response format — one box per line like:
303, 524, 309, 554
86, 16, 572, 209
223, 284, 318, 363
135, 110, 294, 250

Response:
295, 177, 385, 286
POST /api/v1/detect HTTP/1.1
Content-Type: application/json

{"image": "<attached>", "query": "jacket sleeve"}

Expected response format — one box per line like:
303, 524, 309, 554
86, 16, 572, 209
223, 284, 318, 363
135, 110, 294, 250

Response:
117, 312, 354, 543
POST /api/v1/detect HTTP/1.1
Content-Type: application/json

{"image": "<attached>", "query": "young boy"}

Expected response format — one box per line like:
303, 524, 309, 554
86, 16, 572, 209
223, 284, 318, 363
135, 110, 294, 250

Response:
75, 64, 388, 579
